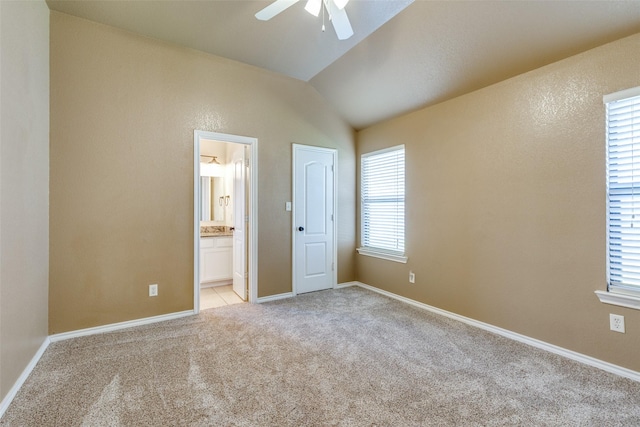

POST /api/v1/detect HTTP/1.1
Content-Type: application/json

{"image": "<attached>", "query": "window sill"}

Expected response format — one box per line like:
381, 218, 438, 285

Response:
356, 248, 408, 264
594, 290, 640, 311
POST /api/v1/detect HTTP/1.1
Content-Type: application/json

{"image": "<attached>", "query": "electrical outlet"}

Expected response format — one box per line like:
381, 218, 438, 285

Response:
149, 284, 158, 297
409, 271, 415, 284
610, 314, 625, 333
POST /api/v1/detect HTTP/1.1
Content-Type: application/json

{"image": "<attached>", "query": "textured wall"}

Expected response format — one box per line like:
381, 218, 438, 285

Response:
0, 0, 50, 401
356, 33, 640, 371
49, 12, 355, 334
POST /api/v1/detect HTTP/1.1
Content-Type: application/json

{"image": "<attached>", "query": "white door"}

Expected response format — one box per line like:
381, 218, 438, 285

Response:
232, 151, 247, 300
293, 145, 336, 294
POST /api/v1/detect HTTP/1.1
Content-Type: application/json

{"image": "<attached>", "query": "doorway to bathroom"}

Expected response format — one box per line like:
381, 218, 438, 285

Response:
193, 130, 258, 313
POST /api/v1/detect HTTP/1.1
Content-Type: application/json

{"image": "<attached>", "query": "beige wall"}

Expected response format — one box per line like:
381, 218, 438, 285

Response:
0, 0, 50, 401
357, 33, 640, 371
50, 12, 356, 334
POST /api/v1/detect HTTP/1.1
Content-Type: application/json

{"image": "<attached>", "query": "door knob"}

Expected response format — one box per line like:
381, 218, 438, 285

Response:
298, 226, 304, 231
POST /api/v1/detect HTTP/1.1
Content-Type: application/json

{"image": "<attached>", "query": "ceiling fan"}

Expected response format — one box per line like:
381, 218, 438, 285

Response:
255, 0, 354, 40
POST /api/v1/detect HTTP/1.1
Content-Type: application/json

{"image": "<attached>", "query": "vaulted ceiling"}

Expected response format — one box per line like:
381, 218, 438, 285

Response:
47, 0, 640, 130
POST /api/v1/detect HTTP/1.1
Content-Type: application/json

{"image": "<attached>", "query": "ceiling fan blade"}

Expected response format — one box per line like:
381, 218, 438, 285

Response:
255, 0, 300, 21
329, 3, 353, 40
305, 0, 321, 17
333, 0, 349, 10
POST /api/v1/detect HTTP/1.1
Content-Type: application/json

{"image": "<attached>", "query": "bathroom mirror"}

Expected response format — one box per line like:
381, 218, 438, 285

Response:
200, 177, 225, 222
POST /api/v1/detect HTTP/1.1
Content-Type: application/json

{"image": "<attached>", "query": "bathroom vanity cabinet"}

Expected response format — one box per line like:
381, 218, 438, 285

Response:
200, 236, 233, 285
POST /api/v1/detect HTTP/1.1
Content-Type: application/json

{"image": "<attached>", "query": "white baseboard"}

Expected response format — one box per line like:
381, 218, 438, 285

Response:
256, 292, 294, 304
0, 337, 50, 419
200, 280, 233, 289
355, 281, 640, 383
260, 283, 357, 301
335, 281, 358, 289
49, 310, 195, 342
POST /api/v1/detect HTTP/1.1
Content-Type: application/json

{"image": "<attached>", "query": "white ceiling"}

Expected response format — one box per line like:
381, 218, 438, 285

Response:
46, 0, 640, 130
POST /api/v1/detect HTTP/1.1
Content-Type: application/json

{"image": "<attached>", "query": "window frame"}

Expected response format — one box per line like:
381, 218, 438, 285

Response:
357, 145, 407, 264
598, 86, 640, 310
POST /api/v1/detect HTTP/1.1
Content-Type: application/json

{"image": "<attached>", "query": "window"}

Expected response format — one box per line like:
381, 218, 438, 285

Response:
357, 145, 407, 263
604, 86, 640, 306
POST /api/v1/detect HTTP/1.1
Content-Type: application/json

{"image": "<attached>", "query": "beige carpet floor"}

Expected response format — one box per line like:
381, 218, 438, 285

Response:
2, 286, 639, 426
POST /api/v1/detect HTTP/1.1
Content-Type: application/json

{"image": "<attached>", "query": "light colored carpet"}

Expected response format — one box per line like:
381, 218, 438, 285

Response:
2, 287, 639, 426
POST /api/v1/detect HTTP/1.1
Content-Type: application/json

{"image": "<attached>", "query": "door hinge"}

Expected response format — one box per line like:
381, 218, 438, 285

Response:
332, 262, 334, 271
331, 165, 334, 172
331, 214, 334, 221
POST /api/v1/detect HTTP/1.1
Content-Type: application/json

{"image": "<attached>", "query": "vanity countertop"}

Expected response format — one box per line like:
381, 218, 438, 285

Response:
200, 225, 233, 238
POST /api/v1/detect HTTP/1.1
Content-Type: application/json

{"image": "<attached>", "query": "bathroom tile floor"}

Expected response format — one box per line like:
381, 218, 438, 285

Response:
200, 284, 245, 310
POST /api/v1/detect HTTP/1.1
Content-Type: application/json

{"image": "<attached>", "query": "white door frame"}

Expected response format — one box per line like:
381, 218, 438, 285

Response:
194, 130, 258, 312
231, 150, 247, 300
291, 144, 338, 295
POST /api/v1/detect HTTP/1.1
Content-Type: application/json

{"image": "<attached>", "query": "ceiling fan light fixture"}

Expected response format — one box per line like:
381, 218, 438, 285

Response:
255, 0, 353, 41
304, 0, 321, 17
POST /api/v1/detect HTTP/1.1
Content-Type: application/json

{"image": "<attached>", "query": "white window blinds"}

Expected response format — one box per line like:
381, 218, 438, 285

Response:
361, 145, 405, 255
606, 87, 640, 295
